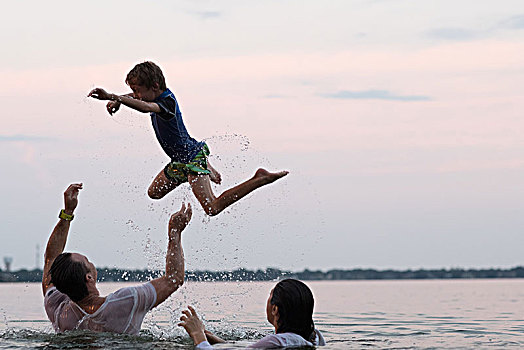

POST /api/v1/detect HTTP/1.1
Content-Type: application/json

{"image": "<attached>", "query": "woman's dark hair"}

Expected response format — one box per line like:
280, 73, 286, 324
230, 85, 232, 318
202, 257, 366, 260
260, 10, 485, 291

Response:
271, 279, 316, 342
49, 253, 89, 302
126, 61, 167, 90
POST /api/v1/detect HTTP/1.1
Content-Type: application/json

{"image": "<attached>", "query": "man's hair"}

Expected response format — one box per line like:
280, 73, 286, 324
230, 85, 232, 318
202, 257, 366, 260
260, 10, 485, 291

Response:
126, 61, 167, 90
49, 252, 89, 302
271, 279, 316, 342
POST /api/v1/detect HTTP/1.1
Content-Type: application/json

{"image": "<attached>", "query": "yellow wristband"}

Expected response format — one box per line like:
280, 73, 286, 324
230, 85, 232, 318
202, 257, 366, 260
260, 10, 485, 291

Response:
59, 209, 74, 221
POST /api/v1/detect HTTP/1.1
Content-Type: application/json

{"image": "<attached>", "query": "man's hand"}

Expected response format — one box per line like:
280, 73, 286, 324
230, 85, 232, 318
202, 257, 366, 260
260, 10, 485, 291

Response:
64, 183, 83, 215
178, 306, 207, 345
169, 203, 192, 235
106, 101, 121, 116
88, 88, 112, 101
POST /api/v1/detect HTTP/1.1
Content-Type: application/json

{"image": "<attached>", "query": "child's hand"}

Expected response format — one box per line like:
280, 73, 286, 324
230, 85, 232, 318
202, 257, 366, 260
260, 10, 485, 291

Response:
88, 88, 112, 101
106, 101, 121, 115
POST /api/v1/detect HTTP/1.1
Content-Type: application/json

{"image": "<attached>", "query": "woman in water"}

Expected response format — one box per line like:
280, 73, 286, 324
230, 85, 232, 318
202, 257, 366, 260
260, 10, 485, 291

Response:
178, 279, 325, 348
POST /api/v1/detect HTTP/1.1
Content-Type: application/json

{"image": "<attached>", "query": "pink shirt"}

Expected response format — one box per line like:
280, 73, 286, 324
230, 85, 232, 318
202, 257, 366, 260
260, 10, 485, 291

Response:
44, 282, 157, 335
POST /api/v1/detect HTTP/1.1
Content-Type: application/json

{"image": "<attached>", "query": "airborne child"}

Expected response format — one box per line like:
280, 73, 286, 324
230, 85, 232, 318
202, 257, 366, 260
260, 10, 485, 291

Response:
88, 61, 288, 216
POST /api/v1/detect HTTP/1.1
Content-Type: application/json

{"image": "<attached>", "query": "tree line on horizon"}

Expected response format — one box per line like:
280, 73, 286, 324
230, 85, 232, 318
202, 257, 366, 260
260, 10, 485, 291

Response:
1, 266, 523, 283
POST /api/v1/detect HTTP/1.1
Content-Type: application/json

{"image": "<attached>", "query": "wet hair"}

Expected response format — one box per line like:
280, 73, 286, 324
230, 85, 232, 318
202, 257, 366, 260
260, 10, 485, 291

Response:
126, 61, 167, 90
49, 253, 89, 302
271, 279, 316, 342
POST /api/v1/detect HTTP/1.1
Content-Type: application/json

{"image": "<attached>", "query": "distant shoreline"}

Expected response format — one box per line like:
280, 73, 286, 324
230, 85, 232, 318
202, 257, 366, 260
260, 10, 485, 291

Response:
1, 266, 523, 282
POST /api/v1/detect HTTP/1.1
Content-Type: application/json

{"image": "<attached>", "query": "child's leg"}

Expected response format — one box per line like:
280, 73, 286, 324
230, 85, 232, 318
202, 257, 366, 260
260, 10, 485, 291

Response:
207, 161, 222, 185
188, 168, 288, 216
148, 168, 182, 200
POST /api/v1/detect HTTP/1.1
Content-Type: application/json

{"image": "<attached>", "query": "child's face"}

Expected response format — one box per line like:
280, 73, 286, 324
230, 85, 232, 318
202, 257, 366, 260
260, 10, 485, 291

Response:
129, 81, 160, 102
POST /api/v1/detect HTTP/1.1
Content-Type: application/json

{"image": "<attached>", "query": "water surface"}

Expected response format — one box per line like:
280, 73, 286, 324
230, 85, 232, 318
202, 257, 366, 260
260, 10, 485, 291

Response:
1, 279, 523, 349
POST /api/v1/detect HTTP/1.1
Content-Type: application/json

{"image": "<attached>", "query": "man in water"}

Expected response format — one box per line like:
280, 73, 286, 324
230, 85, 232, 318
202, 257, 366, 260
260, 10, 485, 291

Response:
42, 183, 191, 334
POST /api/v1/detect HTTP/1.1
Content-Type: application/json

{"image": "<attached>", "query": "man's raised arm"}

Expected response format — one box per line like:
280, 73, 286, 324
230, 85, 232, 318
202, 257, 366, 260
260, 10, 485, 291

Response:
150, 203, 192, 308
42, 183, 83, 295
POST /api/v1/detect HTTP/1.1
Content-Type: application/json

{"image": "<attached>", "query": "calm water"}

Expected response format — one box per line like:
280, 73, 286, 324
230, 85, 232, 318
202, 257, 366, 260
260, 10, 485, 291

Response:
0, 279, 523, 349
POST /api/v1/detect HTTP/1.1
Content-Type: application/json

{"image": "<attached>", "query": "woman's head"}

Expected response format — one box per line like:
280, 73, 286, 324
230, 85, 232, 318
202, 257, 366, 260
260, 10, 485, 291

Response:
267, 279, 315, 342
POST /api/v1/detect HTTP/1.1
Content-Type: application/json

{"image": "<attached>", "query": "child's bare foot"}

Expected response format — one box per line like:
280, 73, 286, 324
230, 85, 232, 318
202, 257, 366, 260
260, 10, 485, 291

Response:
208, 165, 222, 185
253, 168, 289, 185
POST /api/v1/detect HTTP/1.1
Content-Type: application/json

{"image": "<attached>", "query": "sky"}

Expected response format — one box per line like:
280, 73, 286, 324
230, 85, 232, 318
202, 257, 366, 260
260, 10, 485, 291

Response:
2, 0, 524, 272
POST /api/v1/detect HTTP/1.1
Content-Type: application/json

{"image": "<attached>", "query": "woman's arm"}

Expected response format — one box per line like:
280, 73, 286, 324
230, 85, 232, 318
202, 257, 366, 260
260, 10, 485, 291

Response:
204, 329, 226, 345
179, 306, 227, 345
178, 306, 208, 345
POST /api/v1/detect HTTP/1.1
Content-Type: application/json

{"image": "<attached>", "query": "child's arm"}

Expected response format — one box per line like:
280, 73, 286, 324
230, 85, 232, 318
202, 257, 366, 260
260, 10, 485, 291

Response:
106, 93, 133, 116
89, 88, 161, 114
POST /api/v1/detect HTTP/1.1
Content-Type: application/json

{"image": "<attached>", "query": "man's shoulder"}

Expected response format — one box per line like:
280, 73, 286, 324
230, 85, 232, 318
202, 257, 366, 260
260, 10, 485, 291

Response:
45, 286, 68, 303
44, 286, 57, 297
105, 282, 157, 316
110, 282, 156, 299
44, 287, 73, 323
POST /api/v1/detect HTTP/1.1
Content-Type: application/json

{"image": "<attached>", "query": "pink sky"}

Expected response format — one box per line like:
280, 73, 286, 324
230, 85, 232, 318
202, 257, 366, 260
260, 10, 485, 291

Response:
2, 1, 524, 271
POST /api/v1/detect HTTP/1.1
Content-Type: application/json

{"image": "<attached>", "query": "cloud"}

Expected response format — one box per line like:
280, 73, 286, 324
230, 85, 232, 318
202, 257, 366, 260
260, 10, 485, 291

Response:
425, 27, 478, 41
498, 15, 524, 30
0, 135, 52, 142
319, 90, 431, 102
425, 15, 524, 42
191, 11, 221, 19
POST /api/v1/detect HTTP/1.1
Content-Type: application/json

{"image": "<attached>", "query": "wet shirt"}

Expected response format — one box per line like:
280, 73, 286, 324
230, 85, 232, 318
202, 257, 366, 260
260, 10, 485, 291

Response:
195, 329, 326, 349
151, 89, 205, 163
250, 330, 326, 348
44, 282, 157, 335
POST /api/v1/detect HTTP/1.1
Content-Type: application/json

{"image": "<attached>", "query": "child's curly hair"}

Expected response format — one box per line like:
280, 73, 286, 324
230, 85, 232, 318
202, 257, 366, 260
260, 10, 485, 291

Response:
126, 61, 167, 90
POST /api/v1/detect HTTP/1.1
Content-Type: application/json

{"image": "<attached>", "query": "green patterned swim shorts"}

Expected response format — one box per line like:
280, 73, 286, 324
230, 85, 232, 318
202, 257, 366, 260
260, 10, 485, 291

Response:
164, 144, 211, 183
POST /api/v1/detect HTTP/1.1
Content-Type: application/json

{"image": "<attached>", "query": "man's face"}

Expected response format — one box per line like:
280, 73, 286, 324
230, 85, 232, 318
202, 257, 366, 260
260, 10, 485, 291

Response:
128, 81, 159, 102
70, 253, 97, 280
